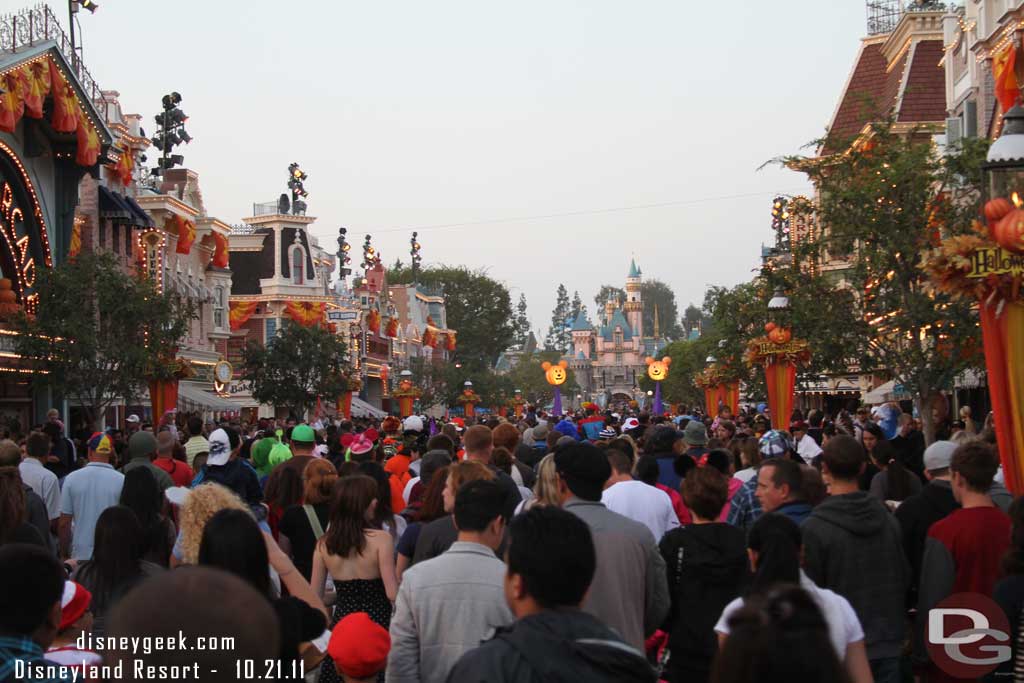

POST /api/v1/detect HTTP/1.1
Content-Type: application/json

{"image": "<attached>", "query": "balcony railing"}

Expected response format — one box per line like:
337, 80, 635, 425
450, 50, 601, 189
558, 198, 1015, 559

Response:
0, 4, 103, 105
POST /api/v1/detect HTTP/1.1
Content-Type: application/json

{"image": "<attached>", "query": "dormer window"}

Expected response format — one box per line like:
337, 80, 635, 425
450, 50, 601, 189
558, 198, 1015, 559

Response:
291, 246, 305, 284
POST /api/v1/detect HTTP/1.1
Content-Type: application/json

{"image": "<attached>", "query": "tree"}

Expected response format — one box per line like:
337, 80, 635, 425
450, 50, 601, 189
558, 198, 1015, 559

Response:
682, 304, 705, 337
241, 322, 349, 419
641, 279, 684, 339
570, 290, 583, 318
407, 355, 448, 409
637, 338, 714, 408
389, 265, 515, 368
14, 251, 195, 430
512, 293, 531, 347
503, 350, 580, 408
783, 124, 988, 442
701, 282, 767, 398
545, 284, 571, 354
594, 285, 625, 312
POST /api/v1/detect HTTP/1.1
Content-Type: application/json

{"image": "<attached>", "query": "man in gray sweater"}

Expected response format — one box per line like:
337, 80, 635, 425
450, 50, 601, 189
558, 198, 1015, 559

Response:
554, 442, 669, 651
387, 479, 513, 683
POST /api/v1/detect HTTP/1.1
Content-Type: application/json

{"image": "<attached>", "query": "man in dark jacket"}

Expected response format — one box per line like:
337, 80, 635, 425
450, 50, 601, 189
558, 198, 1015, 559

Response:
645, 425, 685, 492
802, 435, 908, 683
193, 427, 262, 506
445, 506, 656, 683
754, 457, 813, 525
893, 440, 958, 605
659, 467, 746, 683
890, 413, 926, 481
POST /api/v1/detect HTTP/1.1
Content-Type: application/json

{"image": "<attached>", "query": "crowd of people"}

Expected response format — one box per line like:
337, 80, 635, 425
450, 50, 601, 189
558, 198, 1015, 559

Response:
0, 400, 1018, 682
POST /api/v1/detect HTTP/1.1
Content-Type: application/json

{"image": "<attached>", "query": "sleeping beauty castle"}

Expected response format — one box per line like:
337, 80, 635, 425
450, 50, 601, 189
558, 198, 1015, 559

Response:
568, 260, 669, 405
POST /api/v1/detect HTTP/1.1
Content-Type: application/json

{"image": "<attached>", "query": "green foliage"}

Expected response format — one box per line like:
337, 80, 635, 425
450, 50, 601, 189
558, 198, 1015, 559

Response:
594, 285, 625, 310
637, 338, 714, 408
701, 282, 766, 398
641, 279, 684, 340
512, 293, 531, 347
14, 251, 195, 429
682, 304, 707, 337
545, 284, 571, 354
241, 322, 349, 418
389, 265, 515, 367
783, 124, 988, 440
503, 350, 580, 408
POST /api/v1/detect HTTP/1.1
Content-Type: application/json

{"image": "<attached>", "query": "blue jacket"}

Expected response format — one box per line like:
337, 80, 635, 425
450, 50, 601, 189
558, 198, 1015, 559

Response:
775, 501, 813, 526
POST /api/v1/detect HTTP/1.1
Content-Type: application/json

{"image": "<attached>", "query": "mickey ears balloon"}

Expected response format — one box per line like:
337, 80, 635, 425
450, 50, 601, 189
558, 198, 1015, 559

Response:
542, 360, 569, 386
645, 356, 671, 381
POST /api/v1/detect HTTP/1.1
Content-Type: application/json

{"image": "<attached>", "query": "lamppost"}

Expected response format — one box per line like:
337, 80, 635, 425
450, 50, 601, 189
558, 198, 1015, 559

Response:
410, 232, 422, 284
746, 288, 809, 430
151, 93, 189, 178
337, 227, 351, 282
68, 0, 98, 72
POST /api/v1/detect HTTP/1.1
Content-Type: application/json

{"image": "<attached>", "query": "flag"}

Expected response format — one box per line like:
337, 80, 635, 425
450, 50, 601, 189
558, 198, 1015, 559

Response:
995, 43, 1020, 113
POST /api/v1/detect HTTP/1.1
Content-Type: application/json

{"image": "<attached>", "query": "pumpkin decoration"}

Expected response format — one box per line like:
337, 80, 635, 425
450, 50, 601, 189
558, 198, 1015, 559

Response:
769, 327, 792, 344
764, 322, 777, 333
985, 197, 1014, 239
0, 279, 19, 320
994, 208, 1024, 254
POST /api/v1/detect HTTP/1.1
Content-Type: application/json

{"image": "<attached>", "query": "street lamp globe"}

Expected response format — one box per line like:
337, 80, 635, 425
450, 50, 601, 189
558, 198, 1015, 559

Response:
705, 355, 717, 365
985, 104, 1024, 201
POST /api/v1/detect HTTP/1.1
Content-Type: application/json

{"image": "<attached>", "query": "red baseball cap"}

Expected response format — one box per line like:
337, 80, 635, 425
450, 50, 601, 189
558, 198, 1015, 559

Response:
327, 612, 389, 679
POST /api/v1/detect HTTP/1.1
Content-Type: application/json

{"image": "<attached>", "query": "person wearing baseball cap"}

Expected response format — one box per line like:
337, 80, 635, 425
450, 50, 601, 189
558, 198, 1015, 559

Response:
555, 442, 669, 652
278, 423, 317, 480
894, 440, 958, 605
59, 433, 124, 560
327, 612, 390, 682
725, 430, 795, 531
192, 427, 262, 506
122, 431, 173, 492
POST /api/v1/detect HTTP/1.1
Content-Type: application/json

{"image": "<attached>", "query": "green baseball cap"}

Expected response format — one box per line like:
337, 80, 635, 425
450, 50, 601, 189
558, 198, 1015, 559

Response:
291, 424, 316, 443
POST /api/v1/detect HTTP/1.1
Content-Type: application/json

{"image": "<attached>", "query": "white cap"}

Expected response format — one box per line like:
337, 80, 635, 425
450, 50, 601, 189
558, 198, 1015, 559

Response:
622, 417, 640, 431
207, 428, 231, 466
403, 415, 424, 433
125, 414, 140, 424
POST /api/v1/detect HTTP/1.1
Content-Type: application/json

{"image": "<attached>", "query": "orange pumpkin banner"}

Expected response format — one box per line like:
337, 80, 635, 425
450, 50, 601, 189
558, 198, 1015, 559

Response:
76, 121, 101, 166
385, 317, 399, 338
49, 61, 79, 133
445, 332, 456, 352
229, 301, 258, 331
423, 327, 438, 348
994, 43, 1021, 114
20, 62, 51, 119
765, 361, 796, 431
284, 301, 326, 327
0, 71, 25, 134
212, 232, 229, 268
980, 301, 1024, 494
68, 218, 82, 260
175, 216, 196, 255
114, 147, 134, 187
366, 309, 381, 334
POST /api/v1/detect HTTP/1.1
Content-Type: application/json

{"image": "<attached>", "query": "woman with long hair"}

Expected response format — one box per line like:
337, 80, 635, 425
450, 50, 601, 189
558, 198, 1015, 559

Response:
357, 461, 407, 542
514, 454, 561, 514
312, 475, 397, 683
264, 465, 304, 540
279, 459, 338, 580
199, 509, 327, 678
0, 466, 43, 546
72, 505, 164, 636
119, 467, 175, 566
732, 437, 761, 484
858, 423, 885, 492
396, 465, 449, 583
714, 513, 871, 683
867, 435, 921, 503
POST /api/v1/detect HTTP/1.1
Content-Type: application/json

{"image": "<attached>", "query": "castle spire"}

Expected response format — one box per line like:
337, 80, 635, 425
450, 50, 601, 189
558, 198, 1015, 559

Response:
653, 304, 660, 338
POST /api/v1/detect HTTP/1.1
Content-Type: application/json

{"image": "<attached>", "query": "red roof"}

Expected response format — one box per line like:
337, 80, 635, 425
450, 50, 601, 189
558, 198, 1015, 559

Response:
824, 39, 945, 154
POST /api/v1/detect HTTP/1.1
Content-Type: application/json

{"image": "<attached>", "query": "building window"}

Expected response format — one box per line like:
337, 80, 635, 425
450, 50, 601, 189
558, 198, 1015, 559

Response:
615, 352, 623, 364
213, 286, 225, 329
292, 248, 305, 285
266, 318, 278, 341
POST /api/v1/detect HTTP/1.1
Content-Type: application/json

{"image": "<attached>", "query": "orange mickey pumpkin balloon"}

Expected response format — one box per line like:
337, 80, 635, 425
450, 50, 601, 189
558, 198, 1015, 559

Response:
772, 327, 792, 344
995, 208, 1024, 254
764, 322, 776, 333
645, 356, 671, 381
542, 360, 568, 386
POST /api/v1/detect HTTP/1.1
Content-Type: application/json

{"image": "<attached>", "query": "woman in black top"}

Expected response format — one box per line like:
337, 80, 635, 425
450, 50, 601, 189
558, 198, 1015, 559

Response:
0, 466, 45, 547
279, 459, 338, 580
119, 467, 175, 566
199, 508, 328, 679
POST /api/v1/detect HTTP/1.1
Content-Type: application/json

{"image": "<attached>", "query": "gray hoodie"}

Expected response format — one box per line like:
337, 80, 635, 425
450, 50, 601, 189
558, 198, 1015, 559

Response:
802, 491, 909, 661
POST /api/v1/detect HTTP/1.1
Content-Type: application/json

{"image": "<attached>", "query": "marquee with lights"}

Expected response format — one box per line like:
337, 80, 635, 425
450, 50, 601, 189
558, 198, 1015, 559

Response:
0, 139, 54, 314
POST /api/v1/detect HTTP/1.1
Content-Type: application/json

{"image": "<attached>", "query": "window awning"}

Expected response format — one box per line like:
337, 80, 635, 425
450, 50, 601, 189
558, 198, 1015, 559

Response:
177, 382, 241, 412
123, 194, 155, 227
98, 186, 133, 221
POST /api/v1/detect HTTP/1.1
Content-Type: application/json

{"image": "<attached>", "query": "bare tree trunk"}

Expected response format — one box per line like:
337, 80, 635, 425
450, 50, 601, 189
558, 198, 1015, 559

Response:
916, 392, 936, 446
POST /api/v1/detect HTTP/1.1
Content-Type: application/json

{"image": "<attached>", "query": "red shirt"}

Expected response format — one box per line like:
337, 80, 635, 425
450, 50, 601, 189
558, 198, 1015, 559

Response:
928, 506, 1011, 596
153, 457, 194, 487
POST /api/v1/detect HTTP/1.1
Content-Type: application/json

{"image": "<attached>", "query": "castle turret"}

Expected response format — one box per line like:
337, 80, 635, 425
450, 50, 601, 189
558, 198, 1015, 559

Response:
571, 310, 593, 360
624, 258, 643, 339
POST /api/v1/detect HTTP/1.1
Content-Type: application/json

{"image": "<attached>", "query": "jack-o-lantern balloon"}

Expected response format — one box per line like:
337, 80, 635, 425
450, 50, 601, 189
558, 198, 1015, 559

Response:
542, 360, 568, 386
995, 208, 1024, 254
764, 322, 777, 333
769, 327, 792, 344
398, 378, 414, 392
645, 356, 671, 381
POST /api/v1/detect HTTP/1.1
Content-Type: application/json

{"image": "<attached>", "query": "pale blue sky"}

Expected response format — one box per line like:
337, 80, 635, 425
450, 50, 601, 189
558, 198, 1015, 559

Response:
72, 0, 868, 335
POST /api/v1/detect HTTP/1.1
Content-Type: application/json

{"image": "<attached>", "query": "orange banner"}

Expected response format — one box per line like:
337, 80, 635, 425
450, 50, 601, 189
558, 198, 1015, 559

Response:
994, 44, 1021, 113
980, 301, 1024, 494
229, 301, 258, 331
284, 301, 326, 327
212, 232, 229, 268
49, 61, 79, 133
765, 361, 796, 431
169, 215, 196, 255
337, 391, 354, 419
20, 61, 50, 119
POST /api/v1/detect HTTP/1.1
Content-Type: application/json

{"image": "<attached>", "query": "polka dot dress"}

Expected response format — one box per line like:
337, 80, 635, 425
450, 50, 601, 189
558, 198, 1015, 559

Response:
318, 578, 391, 683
